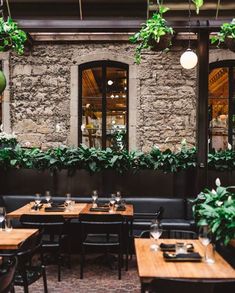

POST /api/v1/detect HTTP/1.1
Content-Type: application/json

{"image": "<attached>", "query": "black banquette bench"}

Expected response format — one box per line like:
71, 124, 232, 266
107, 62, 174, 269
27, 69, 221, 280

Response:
0, 195, 195, 236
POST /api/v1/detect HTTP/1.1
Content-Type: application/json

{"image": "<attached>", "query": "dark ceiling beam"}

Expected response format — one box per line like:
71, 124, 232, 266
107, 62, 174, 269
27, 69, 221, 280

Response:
17, 19, 232, 33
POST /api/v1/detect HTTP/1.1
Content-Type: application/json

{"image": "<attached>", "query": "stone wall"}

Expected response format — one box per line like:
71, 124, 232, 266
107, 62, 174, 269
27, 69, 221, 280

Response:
9, 42, 197, 151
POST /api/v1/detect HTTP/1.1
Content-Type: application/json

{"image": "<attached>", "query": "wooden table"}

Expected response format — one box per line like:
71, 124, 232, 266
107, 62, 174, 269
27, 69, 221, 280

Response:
135, 239, 235, 292
7, 203, 88, 219
0, 228, 38, 250
80, 203, 134, 219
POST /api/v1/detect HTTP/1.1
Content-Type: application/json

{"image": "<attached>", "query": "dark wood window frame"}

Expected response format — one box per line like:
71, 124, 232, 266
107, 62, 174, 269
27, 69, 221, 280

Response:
78, 60, 129, 149
209, 59, 235, 148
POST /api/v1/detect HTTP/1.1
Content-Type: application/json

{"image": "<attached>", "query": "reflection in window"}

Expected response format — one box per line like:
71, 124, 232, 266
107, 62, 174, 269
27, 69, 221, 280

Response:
208, 61, 235, 151
80, 61, 128, 150
209, 67, 229, 150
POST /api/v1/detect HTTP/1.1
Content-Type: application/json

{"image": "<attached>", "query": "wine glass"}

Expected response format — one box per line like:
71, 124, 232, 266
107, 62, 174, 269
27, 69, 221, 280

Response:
91, 190, 98, 207
65, 193, 72, 210
35, 193, 41, 206
150, 220, 163, 251
115, 191, 122, 204
199, 225, 214, 263
0, 207, 6, 231
45, 190, 51, 206
109, 194, 116, 213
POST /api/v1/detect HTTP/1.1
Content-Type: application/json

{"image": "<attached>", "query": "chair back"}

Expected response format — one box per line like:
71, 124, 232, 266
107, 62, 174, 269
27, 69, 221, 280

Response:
0, 257, 17, 293
79, 213, 124, 240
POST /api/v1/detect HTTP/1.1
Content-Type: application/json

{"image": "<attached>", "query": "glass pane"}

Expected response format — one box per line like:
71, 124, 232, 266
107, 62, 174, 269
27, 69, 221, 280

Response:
232, 68, 235, 149
81, 67, 102, 148
106, 67, 127, 150
208, 67, 229, 151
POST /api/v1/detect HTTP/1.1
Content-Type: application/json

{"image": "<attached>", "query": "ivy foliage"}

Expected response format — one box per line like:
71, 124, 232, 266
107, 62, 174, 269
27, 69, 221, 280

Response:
0, 17, 27, 54
211, 18, 235, 46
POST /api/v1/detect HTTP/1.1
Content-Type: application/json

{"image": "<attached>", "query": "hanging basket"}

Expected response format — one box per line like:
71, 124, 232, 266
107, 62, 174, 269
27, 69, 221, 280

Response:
147, 33, 173, 51
225, 37, 235, 53
0, 70, 6, 95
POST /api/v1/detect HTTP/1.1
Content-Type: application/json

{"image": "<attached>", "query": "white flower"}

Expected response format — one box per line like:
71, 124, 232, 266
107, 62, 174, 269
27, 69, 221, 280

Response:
81, 124, 86, 132
228, 143, 232, 150
228, 195, 232, 202
211, 189, 217, 195
216, 201, 223, 206
181, 138, 187, 146
25, 141, 31, 147
215, 178, 221, 187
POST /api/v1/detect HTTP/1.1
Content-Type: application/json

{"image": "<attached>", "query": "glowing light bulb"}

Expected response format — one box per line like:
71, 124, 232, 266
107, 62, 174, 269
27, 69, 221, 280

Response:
180, 48, 198, 69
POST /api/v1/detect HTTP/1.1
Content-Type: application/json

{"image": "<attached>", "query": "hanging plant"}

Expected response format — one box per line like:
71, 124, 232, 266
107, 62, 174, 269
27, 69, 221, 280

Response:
192, 0, 204, 14
0, 17, 27, 55
211, 19, 235, 52
129, 5, 174, 64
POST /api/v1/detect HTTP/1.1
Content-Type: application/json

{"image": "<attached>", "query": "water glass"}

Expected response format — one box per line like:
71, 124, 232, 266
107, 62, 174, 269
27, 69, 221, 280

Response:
175, 242, 187, 254
65, 193, 72, 210
45, 190, 51, 206
199, 225, 213, 263
0, 207, 6, 231
35, 193, 41, 206
109, 194, 116, 212
150, 220, 163, 251
115, 191, 122, 204
5, 217, 12, 232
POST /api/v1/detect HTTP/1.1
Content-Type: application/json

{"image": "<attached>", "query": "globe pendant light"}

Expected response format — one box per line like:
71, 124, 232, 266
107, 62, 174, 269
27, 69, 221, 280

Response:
180, 0, 198, 70
180, 48, 198, 69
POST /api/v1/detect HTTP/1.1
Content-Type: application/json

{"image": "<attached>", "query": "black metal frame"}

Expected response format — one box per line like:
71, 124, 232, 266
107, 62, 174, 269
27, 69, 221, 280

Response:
78, 60, 129, 150
209, 60, 235, 148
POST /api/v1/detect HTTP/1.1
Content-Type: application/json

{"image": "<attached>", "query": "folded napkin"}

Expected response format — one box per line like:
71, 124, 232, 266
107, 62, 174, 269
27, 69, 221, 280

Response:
163, 252, 202, 262
44, 207, 65, 212
116, 206, 126, 211
89, 207, 110, 212
160, 243, 194, 252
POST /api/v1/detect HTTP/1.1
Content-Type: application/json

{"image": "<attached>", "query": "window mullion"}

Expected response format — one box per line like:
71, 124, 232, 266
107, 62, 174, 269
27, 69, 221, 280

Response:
102, 63, 107, 149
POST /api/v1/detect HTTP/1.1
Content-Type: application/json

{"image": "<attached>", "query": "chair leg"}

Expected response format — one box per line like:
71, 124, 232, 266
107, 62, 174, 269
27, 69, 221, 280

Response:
80, 246, 85, 279
118, 250, 122, 280
10, 286, 15, 293
42, 265, 48, 293
58, 255, 62, 282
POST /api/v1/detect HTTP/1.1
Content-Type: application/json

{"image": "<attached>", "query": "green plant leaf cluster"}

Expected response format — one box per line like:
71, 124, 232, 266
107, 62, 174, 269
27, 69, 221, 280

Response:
0, 17, 27, 55
0, 144, 197, 174
129, 6, 173, 64
211, 18, 235, 46
192, 185, 235, 245
208, 149, 235, 171
192, 0, 204, 14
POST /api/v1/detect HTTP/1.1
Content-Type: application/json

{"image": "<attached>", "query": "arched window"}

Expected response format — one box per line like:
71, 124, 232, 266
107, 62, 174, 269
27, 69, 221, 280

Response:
78, 61, 128, 150
209, 60, 235, 150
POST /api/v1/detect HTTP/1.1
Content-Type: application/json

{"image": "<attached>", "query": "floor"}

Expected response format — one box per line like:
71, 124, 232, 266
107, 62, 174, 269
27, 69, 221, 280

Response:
15, 255, 141, 293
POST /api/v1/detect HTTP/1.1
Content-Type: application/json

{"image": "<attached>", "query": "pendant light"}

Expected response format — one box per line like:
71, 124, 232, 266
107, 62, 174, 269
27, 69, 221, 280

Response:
180, 0, 198, 69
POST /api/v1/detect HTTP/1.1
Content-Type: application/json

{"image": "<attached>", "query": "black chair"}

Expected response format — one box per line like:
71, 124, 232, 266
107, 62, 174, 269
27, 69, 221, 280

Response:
147, 278, 235, 293
20, 214, 65, 282
0, 231, 47, 293
79, 213, 126, 280
0, 256, 17, 293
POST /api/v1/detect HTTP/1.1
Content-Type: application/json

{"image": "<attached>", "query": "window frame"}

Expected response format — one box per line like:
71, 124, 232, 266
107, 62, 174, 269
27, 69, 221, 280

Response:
209, 60, 235, 149
78, 60, 129, 149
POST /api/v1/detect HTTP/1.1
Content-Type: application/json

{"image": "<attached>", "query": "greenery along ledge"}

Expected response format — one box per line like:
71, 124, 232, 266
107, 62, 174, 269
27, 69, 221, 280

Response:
0, 143, 235, 174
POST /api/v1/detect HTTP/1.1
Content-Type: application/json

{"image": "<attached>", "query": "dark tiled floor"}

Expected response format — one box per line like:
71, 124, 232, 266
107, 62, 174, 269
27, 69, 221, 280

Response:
15, 255, 141, 293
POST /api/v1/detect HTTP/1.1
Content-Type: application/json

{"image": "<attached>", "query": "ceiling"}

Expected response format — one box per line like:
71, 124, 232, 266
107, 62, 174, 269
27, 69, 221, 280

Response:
3, 0, 235, 32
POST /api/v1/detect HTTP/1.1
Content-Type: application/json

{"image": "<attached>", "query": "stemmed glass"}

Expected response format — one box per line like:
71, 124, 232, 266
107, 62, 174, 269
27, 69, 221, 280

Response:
109, 194, 116, 213
199, 225, 214, 263
115, 191, 122, 204
0, 207, 6, 231
65, 193, 72, 210
150, 220, 163, 251
45, 190, 51, 206
35, 193, 41, 207
91, 190, 98, 207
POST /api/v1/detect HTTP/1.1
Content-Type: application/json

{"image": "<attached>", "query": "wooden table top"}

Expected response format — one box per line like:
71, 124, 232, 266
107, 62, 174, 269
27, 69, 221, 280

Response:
80, 203, 134, 218
0, 228, 38, 250
7, 203, 88, 219
135, 239, 235, 281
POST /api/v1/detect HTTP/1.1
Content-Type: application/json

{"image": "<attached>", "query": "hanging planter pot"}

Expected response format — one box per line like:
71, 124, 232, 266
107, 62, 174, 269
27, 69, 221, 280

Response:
0, 70, 6, 94
147, 33, 174, 51
224, 37, 235, 53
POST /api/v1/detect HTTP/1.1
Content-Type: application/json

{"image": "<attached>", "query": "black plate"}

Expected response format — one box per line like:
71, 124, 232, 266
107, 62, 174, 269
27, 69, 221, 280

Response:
163, 252, 202, 262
